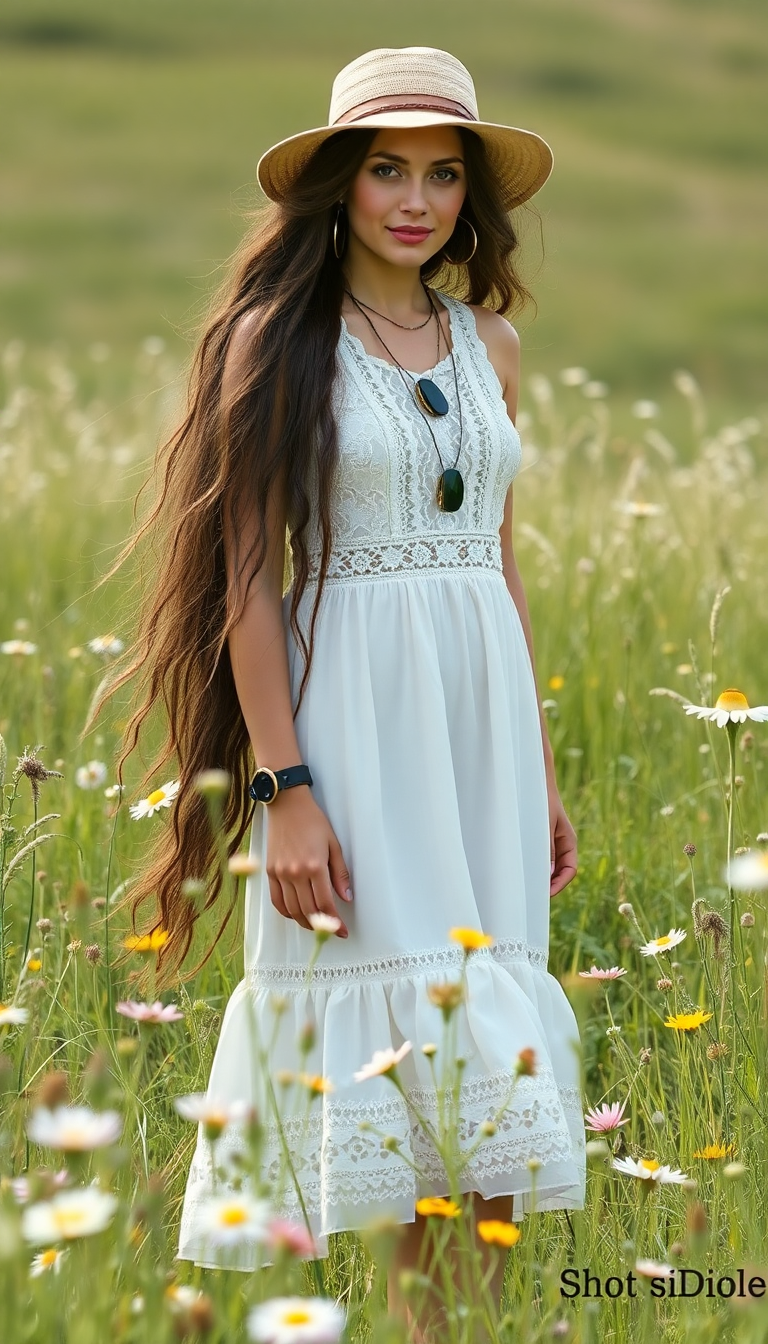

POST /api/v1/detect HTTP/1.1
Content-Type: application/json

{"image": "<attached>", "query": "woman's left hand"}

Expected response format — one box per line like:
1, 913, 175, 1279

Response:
547, 782, 578, 897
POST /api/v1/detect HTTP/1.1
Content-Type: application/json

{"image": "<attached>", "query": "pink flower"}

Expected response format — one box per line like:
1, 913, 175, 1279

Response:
115, 1000, 184, 1023
578, 966, 627, 980
585, 1099, 630, 1133
266, 1217, 318, 1258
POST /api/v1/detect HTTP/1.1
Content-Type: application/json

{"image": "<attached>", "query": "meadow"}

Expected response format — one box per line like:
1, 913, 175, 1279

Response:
2, 0, 768, 1338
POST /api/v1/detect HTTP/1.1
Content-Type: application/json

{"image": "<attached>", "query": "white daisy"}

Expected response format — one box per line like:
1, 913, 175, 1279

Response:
0, 1003, 29, 1026
247, 1296, 346, 1344
612, 1156, 688, 1183
27, 1104, 123, 1151
631, 401, 659, 420
308, 912, 342, 936
165, 1284, 205, 1313
559, 367, 589, 387
75, 761, 108, 790
635, 1258, 674, 1278
87, 635, 124, 657
638, 928, 687, 957
353, 1041, 412, 1082
1, 640, 37, 655
30, 1247, 68, 1276
725, 850, 768, 891
192, 1192, 272, 1248
173, 1093, 255, 1140
129, 779, 180, 819
683, 688, 768, 729
22, 1188, 118, 1244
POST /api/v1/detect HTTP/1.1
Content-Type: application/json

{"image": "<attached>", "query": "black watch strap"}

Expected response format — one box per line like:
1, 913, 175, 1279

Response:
249, 763, 313, 805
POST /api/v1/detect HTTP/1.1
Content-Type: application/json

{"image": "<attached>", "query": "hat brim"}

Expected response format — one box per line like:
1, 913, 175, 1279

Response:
256, 111, 553, 211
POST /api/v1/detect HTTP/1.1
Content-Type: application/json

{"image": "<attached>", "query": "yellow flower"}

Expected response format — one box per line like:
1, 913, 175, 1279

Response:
27, 958, 42, 972
296, 1072, 335, 1095
477, 1219, 521, 1248
415, 1196, 461, 1219
664, 1010, 713, 1032
123, 928, 170, 953
449, 927, 494, 953
548, 675, 565, 691
693, 1142, 735, 1160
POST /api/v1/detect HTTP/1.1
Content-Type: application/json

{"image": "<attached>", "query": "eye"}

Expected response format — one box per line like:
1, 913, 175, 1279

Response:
372, 163, 400, 178
434, 168, 459, 181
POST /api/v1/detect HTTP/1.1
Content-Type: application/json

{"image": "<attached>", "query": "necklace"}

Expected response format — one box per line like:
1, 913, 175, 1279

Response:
343, 285, 434, 331
345, 289, 465, 513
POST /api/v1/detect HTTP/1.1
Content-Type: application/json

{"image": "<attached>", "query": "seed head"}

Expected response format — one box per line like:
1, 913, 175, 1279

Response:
740, 912, 755, 928
639, 1047, 653, 1065
617, 902, 635, 918
84, 944, 102, 964
683, 843, 697, 857
706, 1041, 729, 1061
12, 745, 63, 805
36, 918, 52, 935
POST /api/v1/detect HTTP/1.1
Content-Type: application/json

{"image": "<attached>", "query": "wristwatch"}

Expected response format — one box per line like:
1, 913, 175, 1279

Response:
249, 763, 313, 805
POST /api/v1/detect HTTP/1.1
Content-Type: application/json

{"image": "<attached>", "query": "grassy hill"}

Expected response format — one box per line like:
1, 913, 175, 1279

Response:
1, 0, 767, 411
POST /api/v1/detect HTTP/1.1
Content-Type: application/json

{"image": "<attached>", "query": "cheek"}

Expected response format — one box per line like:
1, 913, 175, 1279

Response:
348, 176, 389, 225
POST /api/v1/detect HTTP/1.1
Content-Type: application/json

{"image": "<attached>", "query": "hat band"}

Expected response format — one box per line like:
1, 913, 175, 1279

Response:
334, 93, 476, 126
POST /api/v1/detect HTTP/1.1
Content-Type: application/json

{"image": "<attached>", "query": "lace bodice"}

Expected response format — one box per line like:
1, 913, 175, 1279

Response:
302, 293, 522, 584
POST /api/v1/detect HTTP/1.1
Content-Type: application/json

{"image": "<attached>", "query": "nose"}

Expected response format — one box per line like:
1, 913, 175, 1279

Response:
398, 176, 429, 215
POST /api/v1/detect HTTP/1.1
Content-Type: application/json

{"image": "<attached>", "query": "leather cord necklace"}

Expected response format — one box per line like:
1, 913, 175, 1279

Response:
345, 289, 466, 512
343, 285, 434, 331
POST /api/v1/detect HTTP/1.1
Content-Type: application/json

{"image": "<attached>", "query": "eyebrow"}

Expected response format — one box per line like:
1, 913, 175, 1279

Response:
366, 151, 464, 166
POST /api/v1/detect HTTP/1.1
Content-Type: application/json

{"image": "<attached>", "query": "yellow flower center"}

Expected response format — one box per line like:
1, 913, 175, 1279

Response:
220, 1206, 247, 1226
147, 788, 167, 806
55, 1209, 87, 1234
656, 935, 671, 947
40, 1249, 59, 1266
715, 689, 749, 711
284, 1311, 312, 1325
640, 1159, 660, 1172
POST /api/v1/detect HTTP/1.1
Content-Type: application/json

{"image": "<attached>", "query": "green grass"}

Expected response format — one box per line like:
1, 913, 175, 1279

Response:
1, 0, 768, 415
1, 344, 767, 1341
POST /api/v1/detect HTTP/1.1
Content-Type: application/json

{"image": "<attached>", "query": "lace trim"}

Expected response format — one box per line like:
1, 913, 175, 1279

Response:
179, 1068, 585, 1231
306, 532, 503, 585
246, 937, 547, 991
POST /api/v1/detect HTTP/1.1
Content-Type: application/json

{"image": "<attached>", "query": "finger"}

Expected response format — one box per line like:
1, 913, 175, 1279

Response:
281, 879, 314, 931
269, 876, 290, 920
550, 861, 577, 897
312, 872, 349, 938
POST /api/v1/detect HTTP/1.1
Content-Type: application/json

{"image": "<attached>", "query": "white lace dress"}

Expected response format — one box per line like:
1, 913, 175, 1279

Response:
176, 293, 586, 1271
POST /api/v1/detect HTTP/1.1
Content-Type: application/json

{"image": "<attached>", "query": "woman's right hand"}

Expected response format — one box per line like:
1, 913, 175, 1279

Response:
265, 788, 353, 937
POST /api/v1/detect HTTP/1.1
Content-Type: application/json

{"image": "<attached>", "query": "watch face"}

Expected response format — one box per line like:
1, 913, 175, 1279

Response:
252, 770, 277, 803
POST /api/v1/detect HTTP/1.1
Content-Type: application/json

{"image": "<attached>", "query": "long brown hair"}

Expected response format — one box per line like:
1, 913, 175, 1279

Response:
88, 126, 536, 988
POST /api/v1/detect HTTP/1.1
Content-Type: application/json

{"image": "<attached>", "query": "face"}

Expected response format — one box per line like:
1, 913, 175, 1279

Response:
344, 125, 467, 267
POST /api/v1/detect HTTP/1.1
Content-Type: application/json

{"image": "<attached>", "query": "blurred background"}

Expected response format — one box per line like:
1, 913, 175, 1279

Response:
1, 0, 766, 416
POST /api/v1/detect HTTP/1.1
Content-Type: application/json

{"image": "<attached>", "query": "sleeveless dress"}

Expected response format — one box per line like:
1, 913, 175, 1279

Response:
176, 293, 586, 1271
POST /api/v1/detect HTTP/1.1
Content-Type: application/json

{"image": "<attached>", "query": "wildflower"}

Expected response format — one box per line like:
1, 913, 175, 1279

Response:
129, 780, 179, 819
683, 688, 768, 729
617, 903, 635, 918
652, 1111, 665, 1126
296, 1073, 334, 1096
75, 761, 108, 790
228, 853, 260, 877
104, 784, 124, 800
740, 912, 755, 927
84, 944, 101, 964
585, 1139, 610, 1159
10, 1169, 70, 1203
415, 1196, 461, 1218
639, 1047, 653, 1065
723, 1162, 746, 1179
194, 768, 231, 797
266, 1218, 318, 1258
657, 977, 673, 992
683, 843, 697, 857
548, 675, 565, 691
247, 1295, 346, 1344
477, 1220, 521, 1247
12, 745, 63, 804
123, 928, 170, 953
583, 380, 608, 399
559, 367, 589, 386
706, 1041, 729, 1061
426, 980, 465, 1015
2, 639, 38, 655
638, 928, 687, 957
726, 850, 768, 891
27, 957, 42, 972
578, 966, 627, 980
635, 1259, 673, 1279
449, 926, 494, 952
30, 1247, 68, 1276
515, 1047, 536, 1076
116, 1000, 184, 1024
631, 401, 659, 420
165, 1284, 205, 1314
606, 1025, 621, 1037
174, 1094, 255, 1142
307, 912, 342, 938
22, 1188, 118, 1244
421, 1042, 437, 1057
87, 635, 124, 657
584, 1099, 629, 1133
614, 500, 664, 518
664, 1010, 713, 1032
36, 918, 52, 935
692, 1143, 735, 1159
673, 370, 699, 397
27, 1104, 123, 1151
191, 1193, 271, 1248
612, 1156, 688, 1183
354, 1041, 412, 1082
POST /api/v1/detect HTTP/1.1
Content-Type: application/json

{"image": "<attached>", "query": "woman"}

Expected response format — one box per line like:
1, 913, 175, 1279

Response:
97, 44, 585, 1338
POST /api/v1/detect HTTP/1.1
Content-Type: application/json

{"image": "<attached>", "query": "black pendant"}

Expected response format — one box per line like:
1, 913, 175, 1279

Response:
414, 378, 449, 417
437, 469, 464, 512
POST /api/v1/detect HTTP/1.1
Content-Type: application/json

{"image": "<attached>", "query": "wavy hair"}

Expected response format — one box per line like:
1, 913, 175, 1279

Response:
87, 126, 536, 988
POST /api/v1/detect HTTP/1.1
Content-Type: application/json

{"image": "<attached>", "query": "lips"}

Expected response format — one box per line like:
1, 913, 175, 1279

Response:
387, 227, 433, 244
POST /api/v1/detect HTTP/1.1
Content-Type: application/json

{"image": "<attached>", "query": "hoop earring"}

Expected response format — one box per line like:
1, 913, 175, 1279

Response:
332, 203, 347, 260
443, 215, 478, 265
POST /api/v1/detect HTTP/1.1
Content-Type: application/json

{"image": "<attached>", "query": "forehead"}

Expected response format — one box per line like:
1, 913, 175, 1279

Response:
366, 125, 464, 161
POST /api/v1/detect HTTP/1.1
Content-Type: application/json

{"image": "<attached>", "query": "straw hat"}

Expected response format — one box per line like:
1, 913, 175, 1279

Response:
257, 46, 553, 210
